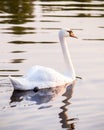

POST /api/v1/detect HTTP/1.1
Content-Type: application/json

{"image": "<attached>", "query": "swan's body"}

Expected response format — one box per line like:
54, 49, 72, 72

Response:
9, 29, 77, 90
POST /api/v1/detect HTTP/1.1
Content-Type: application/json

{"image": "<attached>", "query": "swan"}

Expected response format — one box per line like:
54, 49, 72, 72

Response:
9, 29, 77, 90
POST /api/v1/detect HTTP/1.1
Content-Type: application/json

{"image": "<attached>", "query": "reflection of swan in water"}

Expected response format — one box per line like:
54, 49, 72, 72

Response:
10, 83, 70, 107
59, 83, 78, 130
10, 83, 74, 107
9, 29, 77, 90
10, 83, 78, 129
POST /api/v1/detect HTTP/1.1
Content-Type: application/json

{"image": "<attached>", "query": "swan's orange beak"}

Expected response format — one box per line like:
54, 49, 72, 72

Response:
67, 30, 78, 39
70, 32, 78, 39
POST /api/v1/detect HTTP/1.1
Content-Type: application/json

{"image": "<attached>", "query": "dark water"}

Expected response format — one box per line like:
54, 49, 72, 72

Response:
0, 0, 104, 130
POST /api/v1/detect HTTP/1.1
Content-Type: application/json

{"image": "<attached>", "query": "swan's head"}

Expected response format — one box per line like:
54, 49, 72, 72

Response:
59, 29, 78, 39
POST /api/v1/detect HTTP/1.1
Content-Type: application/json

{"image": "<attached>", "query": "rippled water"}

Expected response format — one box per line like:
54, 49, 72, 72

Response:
0, 0, 104, 130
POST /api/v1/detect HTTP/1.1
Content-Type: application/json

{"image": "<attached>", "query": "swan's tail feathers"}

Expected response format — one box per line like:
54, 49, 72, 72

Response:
9, 76, 22, 90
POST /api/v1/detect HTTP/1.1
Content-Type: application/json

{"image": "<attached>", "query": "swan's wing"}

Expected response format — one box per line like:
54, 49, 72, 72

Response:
9, 65, 73, 90
24, 65, 70, 83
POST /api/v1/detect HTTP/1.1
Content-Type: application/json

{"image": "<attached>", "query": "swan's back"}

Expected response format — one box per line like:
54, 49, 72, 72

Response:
25, 65, 69, 83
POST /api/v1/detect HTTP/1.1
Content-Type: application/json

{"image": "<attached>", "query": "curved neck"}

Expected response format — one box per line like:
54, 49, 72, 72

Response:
59, 35, 76, 80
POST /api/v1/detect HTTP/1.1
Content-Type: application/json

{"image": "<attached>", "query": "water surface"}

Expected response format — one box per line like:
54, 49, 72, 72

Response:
0, 0, 104, 130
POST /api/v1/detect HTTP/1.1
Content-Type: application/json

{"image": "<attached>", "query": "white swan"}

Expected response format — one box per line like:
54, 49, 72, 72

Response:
9, 29, 77, 90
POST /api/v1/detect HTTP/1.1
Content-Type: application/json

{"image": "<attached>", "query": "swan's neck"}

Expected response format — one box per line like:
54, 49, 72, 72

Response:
59, 36, 76, 80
